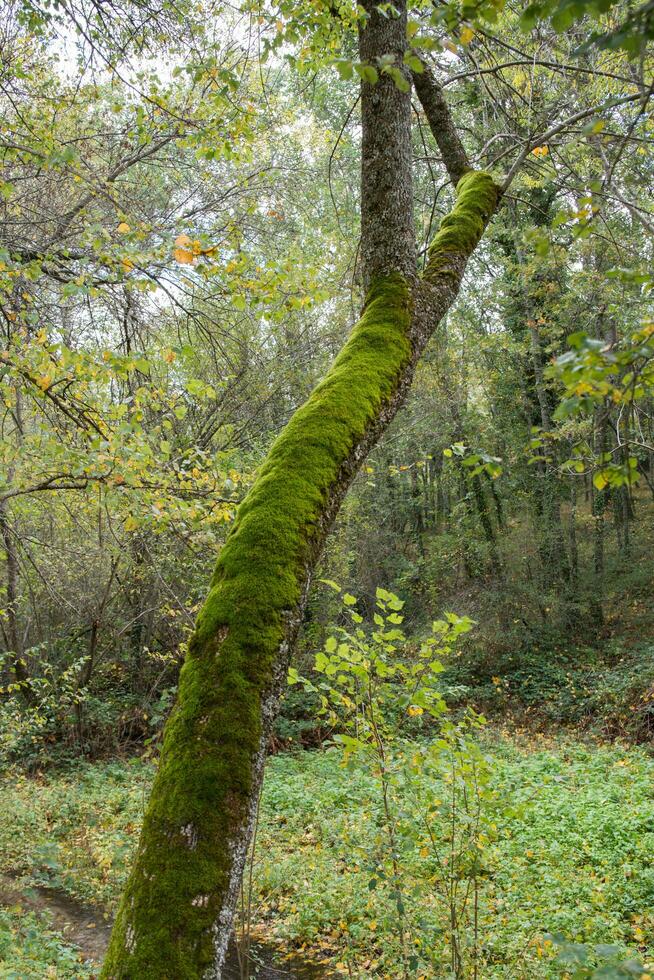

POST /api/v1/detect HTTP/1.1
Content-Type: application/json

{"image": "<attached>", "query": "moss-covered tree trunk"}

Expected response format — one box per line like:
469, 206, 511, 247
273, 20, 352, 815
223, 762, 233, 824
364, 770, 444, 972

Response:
102, 6, 498, 978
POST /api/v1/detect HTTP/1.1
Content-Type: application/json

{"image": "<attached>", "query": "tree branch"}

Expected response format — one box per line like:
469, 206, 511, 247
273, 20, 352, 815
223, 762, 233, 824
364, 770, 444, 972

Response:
412, 62, 471, 186
502, 90, 650, 192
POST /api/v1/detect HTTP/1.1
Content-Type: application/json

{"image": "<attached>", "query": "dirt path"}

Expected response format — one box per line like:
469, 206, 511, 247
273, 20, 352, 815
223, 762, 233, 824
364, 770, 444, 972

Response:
0, 874, 111, 963
0, 874, 335, 977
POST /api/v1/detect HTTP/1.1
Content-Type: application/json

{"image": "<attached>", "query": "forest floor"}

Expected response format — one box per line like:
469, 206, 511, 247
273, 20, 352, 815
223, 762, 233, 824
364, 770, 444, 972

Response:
1, 731, 653, 978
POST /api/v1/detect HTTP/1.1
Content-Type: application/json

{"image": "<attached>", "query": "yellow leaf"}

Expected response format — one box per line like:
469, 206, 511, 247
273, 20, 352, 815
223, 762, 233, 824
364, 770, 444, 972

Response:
173, 247, 195, 264
121, 257, 134, 272
460, 26, 474, 45
124, 515, 138, 532
117, 222, 131, 233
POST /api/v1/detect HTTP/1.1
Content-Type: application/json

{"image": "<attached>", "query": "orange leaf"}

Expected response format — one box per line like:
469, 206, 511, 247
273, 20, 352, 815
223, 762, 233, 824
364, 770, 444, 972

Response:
173, 247, 195, 264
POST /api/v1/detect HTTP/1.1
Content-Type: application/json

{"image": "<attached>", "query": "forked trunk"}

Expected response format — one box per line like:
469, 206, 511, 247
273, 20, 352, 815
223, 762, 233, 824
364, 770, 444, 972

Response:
102, 6, 498, 977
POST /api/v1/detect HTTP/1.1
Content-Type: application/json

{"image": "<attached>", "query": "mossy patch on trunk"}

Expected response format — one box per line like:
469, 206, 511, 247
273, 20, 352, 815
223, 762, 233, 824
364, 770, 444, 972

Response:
101, 275, 412, 979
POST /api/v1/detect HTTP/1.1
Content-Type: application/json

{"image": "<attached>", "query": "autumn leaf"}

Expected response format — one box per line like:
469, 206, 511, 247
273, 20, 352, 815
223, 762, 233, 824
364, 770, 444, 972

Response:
117, 222, 131, 233
173, 233, 196, 264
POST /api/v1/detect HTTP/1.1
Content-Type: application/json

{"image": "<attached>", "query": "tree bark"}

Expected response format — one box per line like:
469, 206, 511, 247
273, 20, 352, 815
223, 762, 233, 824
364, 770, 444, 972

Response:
0, 501, 31, 698
0, 384, 32, 702
528, 321, 570, 585
471, 473, 503, 578
412, 61, 471, 185
102, 7, 499, 977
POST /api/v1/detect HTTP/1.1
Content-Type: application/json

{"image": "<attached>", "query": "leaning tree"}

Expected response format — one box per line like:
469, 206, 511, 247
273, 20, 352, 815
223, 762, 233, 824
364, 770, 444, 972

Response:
102, 5, 496, 973
99, 2, 647, 976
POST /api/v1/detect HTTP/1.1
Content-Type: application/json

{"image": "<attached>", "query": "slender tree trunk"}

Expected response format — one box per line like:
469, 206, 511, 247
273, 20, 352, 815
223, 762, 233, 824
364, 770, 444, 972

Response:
75, 559, 118, 748
485, 471, 505, 531
471, 473, 502, 578
0, 382, 32, 701
102, 8, 498, 977
591, 408, 609, 625
528, 322, 570, 584
0, 501, 31, 698
410, 466, 426, 558
569, 481, 578, 591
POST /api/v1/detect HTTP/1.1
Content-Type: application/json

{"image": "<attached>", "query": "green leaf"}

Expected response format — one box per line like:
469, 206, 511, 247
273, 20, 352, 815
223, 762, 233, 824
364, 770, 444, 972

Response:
335, 59, 354, 81
355, 63, 379, 85
403, 53, 424, 72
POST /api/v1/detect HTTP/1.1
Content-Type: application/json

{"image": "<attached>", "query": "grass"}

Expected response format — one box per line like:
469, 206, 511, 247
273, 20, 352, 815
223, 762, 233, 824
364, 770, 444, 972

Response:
0, 733, 653, 977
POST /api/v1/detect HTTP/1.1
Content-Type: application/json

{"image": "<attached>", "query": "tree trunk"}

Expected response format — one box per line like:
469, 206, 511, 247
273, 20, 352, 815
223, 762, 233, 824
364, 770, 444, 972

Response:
528, 322, 570, 584
0, 380, 32, 701
471, 474, 503, 578
0, 501, 31, 699
569, 481, 578, 591
102, 8, 498, 977
410, 465, 426, 558
591, 408, 609, 625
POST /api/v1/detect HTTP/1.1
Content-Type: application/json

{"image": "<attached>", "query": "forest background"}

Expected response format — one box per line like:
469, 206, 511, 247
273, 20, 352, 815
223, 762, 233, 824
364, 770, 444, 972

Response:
1, 0, 654, 977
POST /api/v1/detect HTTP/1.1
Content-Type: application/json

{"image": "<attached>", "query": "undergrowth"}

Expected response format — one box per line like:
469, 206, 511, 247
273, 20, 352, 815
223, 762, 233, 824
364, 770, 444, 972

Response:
1, 735, 653, 978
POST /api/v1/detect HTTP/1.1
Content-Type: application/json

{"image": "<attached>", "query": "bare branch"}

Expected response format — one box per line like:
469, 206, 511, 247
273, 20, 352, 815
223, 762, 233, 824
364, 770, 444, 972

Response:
412, 62, 471, 185
502, 91, 649, 192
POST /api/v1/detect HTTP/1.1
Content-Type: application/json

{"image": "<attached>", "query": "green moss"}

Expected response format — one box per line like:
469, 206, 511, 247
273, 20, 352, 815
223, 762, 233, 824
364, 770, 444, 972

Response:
101, 275, 412, 979
103, 169, 500, 979
424, 171, 498, 282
